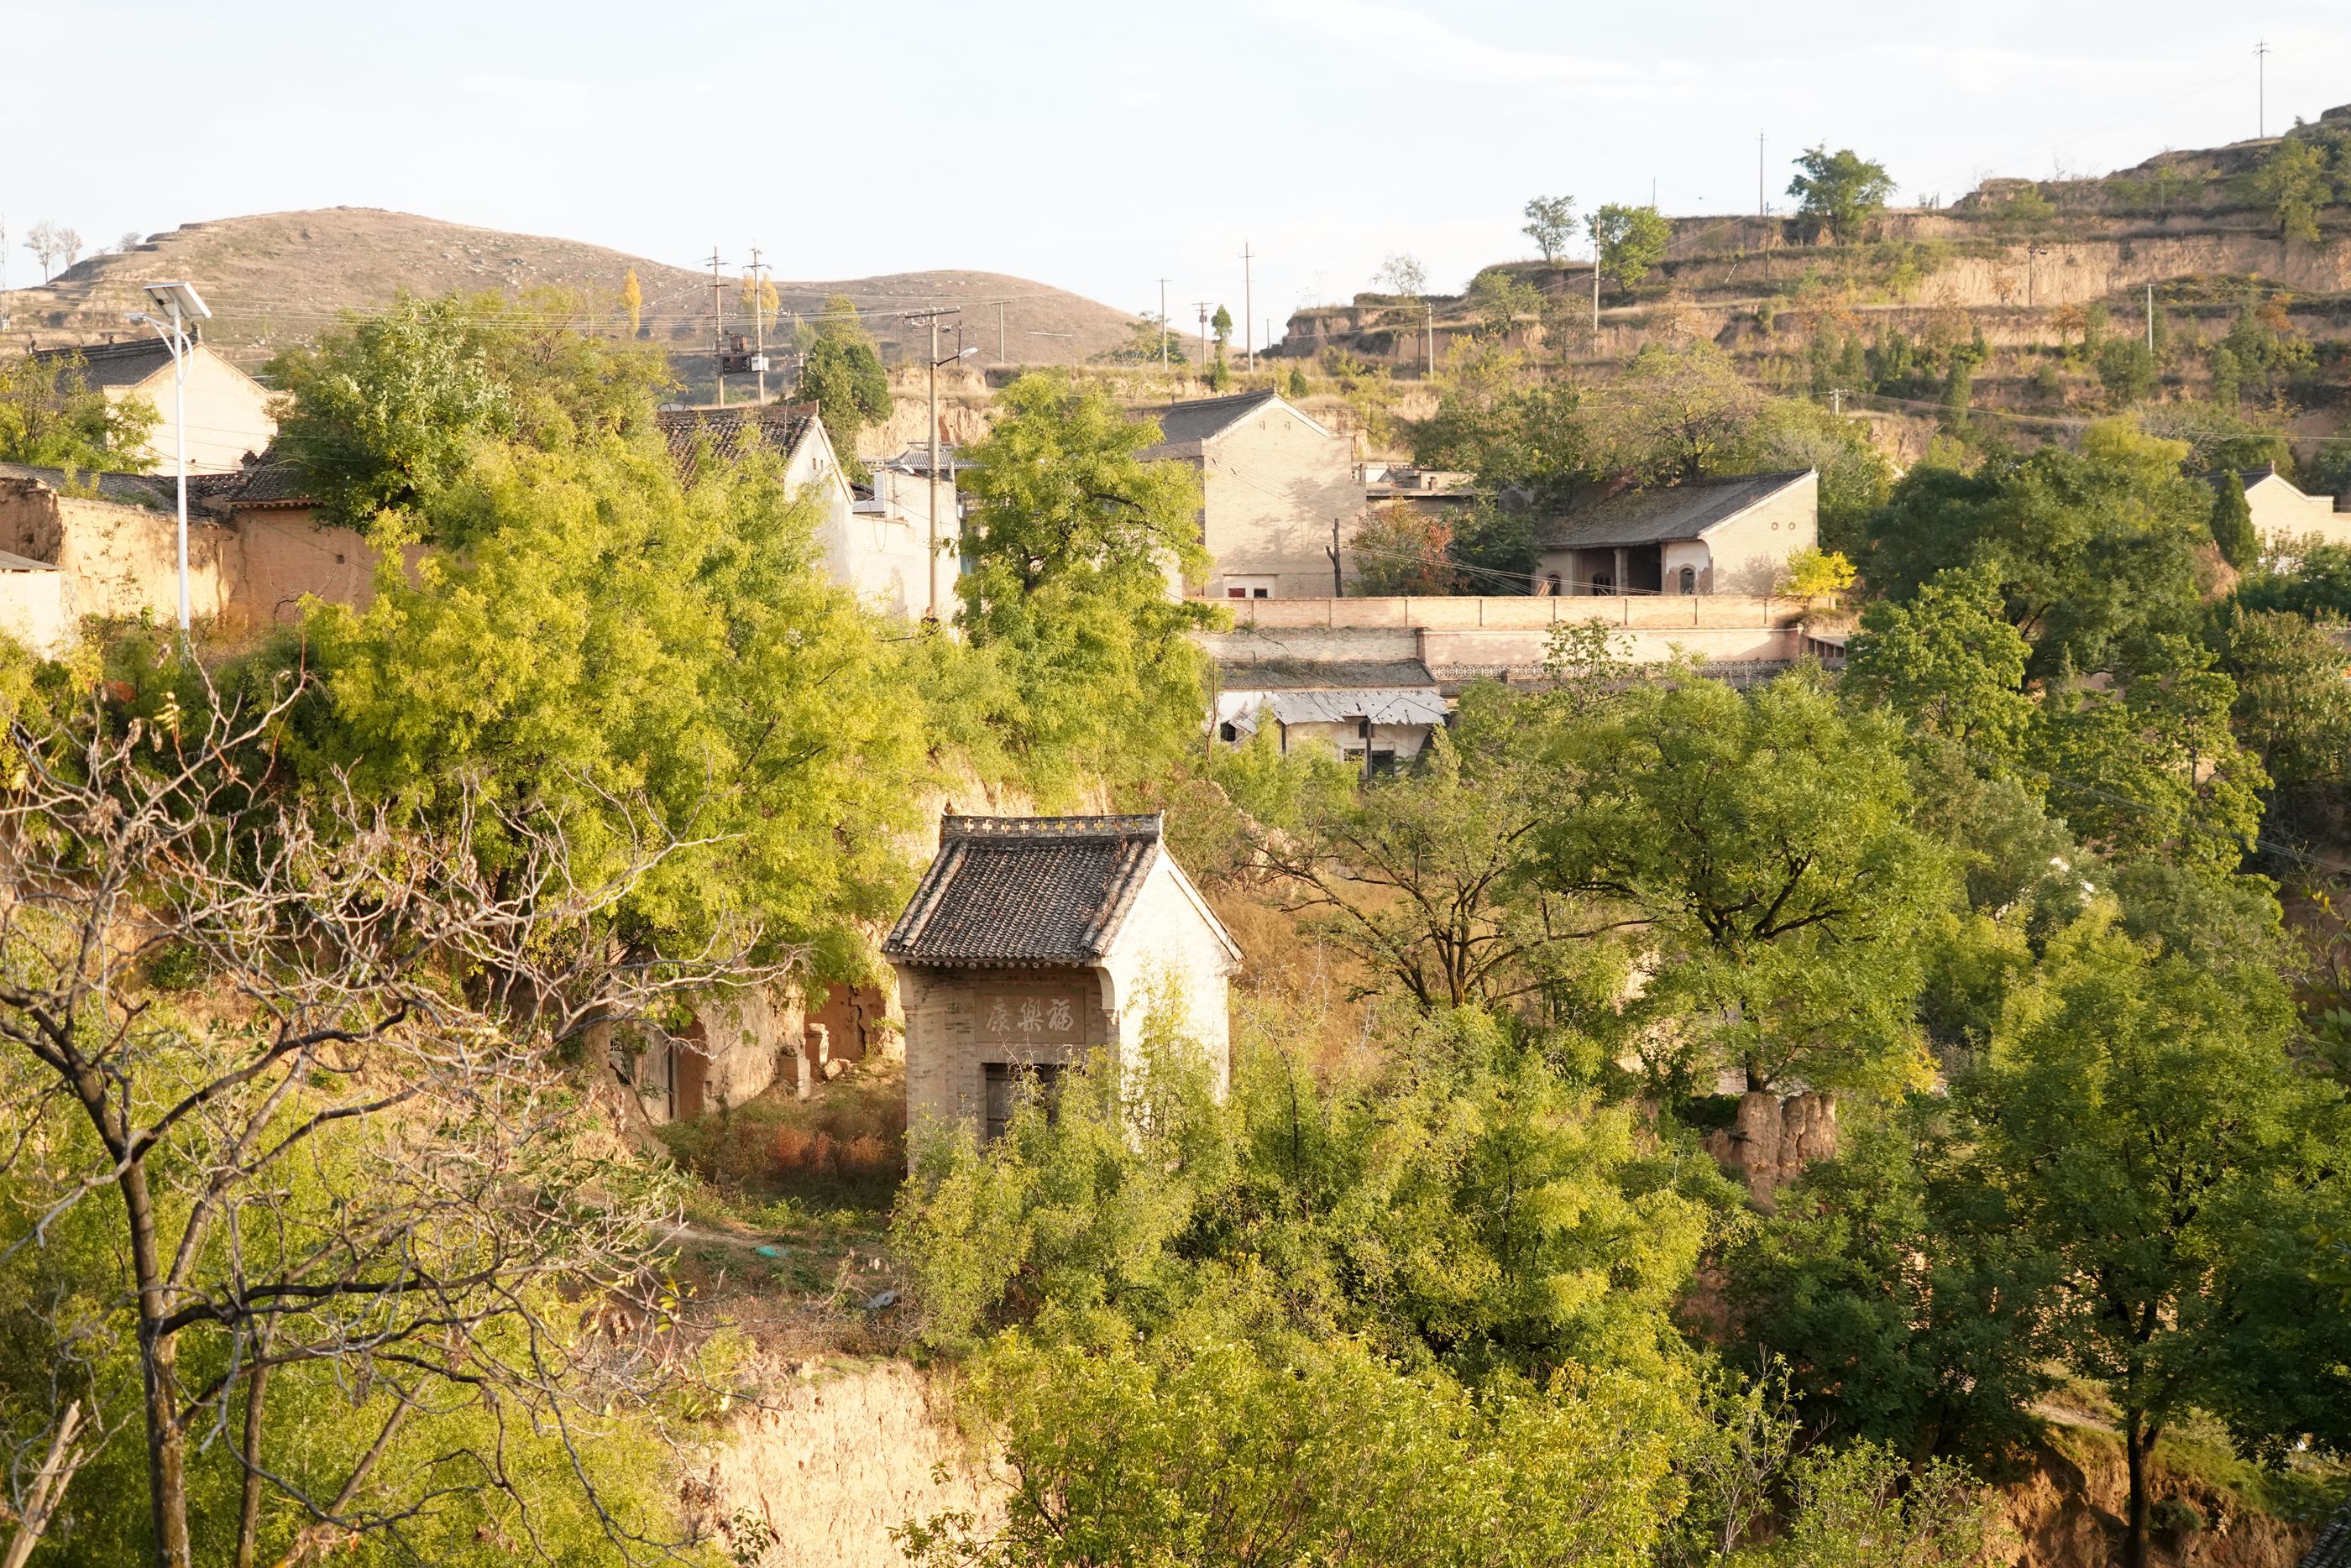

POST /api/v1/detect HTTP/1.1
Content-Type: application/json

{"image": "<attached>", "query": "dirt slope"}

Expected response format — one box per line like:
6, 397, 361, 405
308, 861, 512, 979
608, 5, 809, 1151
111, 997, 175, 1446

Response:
0, 207, 1146, 372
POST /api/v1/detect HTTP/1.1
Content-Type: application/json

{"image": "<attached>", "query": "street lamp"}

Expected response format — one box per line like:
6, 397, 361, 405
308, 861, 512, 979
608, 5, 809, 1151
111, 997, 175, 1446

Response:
125, 280, 211, 637
910, 311, 978, 624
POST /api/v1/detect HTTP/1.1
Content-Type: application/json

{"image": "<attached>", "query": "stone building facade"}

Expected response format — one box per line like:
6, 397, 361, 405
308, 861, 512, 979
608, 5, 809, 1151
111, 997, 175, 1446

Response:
883, 814, 1240, 1137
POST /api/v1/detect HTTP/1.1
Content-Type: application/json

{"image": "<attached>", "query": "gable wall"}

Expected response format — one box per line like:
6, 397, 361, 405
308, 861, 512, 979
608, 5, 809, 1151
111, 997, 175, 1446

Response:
1698, 473, 1817, 594
1101, 856, 1234, 1095
2248, 477, 2348, 547
116, 349, 279, 474
1199, 406, 1359, 598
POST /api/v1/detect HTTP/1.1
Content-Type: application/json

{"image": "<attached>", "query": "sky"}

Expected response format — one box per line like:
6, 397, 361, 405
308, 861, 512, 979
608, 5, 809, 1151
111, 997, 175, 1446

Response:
8, 0, 2351, 344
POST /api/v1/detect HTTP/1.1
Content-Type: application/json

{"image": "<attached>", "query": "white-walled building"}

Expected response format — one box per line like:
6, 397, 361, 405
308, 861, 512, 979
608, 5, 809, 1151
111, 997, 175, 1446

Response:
1535, 468, 1817, 597
24, 337, 277, 474
657, 403, 937, 617
883, 815, 1240, 1138
1136, 391, 1359, 600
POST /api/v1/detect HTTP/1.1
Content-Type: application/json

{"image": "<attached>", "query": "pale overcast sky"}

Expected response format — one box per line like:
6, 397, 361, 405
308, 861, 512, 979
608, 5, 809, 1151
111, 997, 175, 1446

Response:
8, 0, 2351, 338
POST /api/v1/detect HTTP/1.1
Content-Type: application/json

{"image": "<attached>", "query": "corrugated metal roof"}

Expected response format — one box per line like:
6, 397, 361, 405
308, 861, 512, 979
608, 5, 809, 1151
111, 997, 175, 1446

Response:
1215, 688, 1448, 731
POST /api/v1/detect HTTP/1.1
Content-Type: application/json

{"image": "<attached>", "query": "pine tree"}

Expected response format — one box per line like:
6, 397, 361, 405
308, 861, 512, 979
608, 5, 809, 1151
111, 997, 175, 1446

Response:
2211, 469, 2259, 570
620, 269, 642, 337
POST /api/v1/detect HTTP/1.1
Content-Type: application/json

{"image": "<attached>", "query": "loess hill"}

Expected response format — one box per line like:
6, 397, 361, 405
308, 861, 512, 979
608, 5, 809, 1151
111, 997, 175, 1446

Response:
0, 206, 1149, 374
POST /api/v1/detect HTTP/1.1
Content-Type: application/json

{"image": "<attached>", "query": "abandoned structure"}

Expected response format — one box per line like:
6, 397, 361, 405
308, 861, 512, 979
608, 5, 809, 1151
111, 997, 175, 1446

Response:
1136, 391, 1359, 600
24, 337, 277, 474
1535, 468, 1817, 596
884, 814, 1240, 1138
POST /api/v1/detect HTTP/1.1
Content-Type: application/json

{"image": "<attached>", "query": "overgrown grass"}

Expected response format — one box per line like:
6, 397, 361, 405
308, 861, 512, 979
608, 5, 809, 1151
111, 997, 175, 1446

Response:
657, 1057, 909, 1225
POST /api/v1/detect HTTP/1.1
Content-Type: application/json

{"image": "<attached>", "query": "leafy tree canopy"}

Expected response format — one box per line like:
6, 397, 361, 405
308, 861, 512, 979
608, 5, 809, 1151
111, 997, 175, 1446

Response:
1789, 146, 1898, 240
1589, 203, 1672, 290
0, 350, 159, 472
795, 294, 893, 474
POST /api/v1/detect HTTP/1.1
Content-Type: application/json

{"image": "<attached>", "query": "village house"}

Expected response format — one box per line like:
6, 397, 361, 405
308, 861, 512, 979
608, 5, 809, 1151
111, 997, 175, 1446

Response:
657, 403, 940, 617
1136, 390, 1359, 600
1534, 468, 1817, 597
1212, 656, 1448, 775
24, 336, 277, 474
884, 814, 1240, 1138
2204, 463, 2350, 550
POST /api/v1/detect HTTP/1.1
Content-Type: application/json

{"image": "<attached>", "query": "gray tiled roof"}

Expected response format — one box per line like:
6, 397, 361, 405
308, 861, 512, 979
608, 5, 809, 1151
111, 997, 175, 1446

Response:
1134, 391, 1303, 458
26, 338, 175, 391
1536, 469, 1813, 551
187, 454, 314, 510
883, 815, 1163, 967
655, 402, 820, 478
0, 462, 176, 511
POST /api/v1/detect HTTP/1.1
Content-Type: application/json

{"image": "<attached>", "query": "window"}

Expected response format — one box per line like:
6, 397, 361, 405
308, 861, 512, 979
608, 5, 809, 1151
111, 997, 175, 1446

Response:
1217, 721, 1239, 743
1368, 749, 1400, 776
1677, 565, 1698, 595
983, 1062, 1067, 1143
1228, 588, 1248, 598
1251, 587, 1270, 598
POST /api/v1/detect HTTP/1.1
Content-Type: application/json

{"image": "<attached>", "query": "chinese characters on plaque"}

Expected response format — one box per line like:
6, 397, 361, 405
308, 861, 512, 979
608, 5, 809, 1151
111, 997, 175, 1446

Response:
980, 992, 1080, 1042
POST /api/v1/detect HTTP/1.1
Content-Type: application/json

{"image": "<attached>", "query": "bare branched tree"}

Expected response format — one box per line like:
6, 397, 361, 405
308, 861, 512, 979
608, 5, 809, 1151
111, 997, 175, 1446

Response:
18, 222, 78, 282
0, 672, 769, 1568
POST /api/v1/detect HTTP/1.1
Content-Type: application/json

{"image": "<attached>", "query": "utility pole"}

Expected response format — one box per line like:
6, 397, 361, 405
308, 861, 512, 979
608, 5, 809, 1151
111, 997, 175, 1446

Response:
1195, 301, 1209, 375
1426, 302, 1435, 377
1829, 387, 1846, 416
1156, 278, 1171, 367
2256, 39, 2270, 138
909, 309, 966, 624
2146, 283, 2155, 351
705, 248, 728, 406
748, 246, 767, 404
2025, 243, 2049, 307
1591, 248, 1601, 332
1242, 241, 1254, 371
1327, 517, 1343, 596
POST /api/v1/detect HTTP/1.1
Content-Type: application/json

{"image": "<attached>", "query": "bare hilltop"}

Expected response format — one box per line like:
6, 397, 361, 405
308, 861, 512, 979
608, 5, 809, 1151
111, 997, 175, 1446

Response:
0, 206, 1149, 372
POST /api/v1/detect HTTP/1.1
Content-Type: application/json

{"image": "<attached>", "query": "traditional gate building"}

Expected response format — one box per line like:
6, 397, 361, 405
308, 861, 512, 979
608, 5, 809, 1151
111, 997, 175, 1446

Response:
883, 814, 1239, 1137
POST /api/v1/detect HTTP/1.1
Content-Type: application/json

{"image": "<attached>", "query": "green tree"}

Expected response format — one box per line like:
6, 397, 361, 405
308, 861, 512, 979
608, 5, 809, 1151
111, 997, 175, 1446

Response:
270, 291, 669, 534
1957, 914, 2318, 1568
2029, 636, 2269, 875
1464, 268, 1543, 338
1533, 674, 1954, 1096
620, 265, 641, 335
1285, 363, 1309, 398
1725, 1115, 2053, 1464
1859, 421, 2212, 680
1587, 342, 1761, 483
1844, 564, 2038, 765
1788, 146, 1898, 242
2207, 604, 2351, 816
2244, 137, 2332, 242
2096, 337, 2158, 408
1522, 194, 1579, 264
795, 294, 893, 473
298, 431, 929, 975
1210, 304, 1233, 347
1588, 203, 1672, 291
0, 350, 159, 471
953, 373, 1216, 789
900, 1321, 1694, 1568
2210, 468, 2259, 569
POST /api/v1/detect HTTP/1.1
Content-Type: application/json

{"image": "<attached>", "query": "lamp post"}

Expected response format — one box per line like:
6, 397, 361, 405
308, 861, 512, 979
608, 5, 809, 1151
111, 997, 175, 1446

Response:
126, 281, 211, 640
910, 309, 977, 623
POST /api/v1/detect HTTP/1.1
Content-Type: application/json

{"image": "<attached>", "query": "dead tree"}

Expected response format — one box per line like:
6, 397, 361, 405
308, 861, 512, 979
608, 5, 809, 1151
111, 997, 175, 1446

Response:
0, 676, 768, 1568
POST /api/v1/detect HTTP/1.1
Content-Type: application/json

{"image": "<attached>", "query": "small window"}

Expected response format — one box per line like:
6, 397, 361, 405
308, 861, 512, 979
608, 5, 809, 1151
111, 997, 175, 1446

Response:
1217, 721, 1239, 743
1368, 749, 1401, 776
1228, 587, 1248, 598
1250, 587, 1270, 598
983, 1062, 1067, 1143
